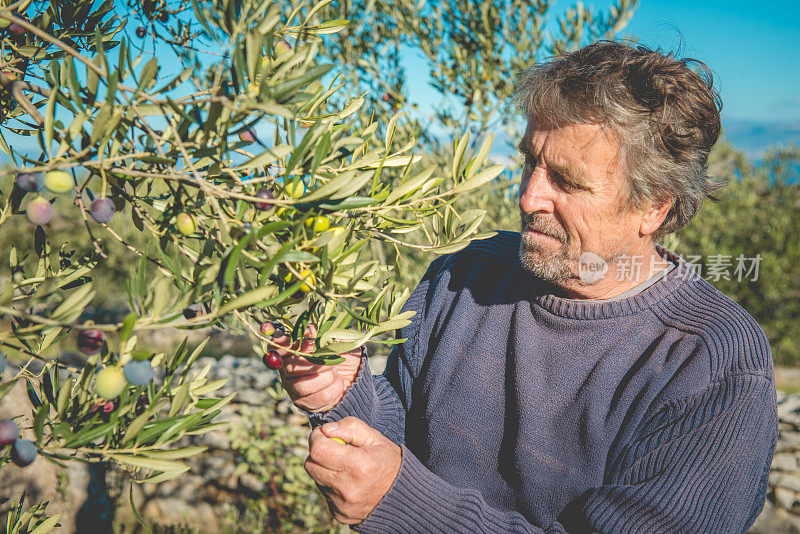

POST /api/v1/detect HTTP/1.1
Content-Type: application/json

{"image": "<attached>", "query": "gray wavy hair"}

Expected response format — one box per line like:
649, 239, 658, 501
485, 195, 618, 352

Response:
512, 40, 725, 239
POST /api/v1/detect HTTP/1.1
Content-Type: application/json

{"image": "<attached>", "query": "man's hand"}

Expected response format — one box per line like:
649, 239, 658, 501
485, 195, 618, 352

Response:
304, 417, 402, 525
275, 324, 362, 412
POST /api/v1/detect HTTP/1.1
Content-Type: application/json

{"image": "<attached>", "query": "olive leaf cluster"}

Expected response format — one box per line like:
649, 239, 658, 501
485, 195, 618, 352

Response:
0, 0, 504, 524
2, 490, 62, 534
1, 337, 230, 480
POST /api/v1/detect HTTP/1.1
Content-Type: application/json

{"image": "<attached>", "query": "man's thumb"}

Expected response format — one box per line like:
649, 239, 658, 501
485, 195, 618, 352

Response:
320, 416, 378, 447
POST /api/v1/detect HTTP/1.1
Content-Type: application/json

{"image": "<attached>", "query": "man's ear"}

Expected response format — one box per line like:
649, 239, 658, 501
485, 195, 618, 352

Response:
639, 197, 674, 238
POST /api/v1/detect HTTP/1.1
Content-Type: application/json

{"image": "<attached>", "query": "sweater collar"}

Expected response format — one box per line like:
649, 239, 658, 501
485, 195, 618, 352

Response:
524, 244, 701, 320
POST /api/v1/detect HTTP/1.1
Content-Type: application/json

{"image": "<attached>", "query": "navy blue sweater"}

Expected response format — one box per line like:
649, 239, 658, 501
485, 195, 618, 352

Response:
307, 231, 778, 533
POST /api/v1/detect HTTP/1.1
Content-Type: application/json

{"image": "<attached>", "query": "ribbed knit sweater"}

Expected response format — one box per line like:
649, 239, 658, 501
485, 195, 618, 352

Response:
306, 231, 778, 533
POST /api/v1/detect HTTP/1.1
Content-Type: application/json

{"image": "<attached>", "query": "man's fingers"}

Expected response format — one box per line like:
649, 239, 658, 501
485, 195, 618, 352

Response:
292, 379, 346, 411
304, 455, 339, 487
281, 354, 326, 376
286, 371, 337, 396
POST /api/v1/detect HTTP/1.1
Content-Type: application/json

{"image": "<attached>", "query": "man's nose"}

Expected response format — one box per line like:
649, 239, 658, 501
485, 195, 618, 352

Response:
519, 167, 555, 214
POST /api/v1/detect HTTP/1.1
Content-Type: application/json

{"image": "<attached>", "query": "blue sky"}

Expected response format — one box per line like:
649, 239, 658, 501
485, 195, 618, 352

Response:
398, 0, 800, 155
618, 0, 800, 122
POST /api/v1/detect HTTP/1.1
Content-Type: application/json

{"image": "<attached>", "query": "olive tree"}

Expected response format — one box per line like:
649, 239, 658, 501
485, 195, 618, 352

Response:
0, 0, 502, 528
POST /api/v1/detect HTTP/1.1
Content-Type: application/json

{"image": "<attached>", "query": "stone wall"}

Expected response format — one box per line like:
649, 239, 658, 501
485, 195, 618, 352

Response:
751, 390, 800, 533
2, 355, 799, 533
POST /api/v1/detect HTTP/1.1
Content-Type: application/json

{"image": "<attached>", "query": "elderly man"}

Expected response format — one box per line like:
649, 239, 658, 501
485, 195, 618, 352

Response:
277, 40, 778, 533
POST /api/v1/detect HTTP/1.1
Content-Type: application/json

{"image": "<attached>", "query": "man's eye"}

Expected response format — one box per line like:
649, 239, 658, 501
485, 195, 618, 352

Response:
555, 176, 583, 192
554, 175, 570, 188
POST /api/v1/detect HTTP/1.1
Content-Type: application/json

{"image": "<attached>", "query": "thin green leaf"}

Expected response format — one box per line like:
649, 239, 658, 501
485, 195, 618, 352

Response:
63, 421, 117, 448
452, 131, 471, 181
56, 377, 72, 419
465, 133, 494, 180
168, 381, 191, 417
119, 313, 137, 345
108, 453, 189, 473
452, 165, 505, 194
135, 57, 158, 96
385, 165, 436, 205
44, 88, 57, 158
29, 514, 61, 534
140, 467, 191, 484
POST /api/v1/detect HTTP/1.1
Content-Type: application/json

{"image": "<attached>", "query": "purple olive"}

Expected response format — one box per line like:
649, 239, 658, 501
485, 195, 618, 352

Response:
16, 172, 43, 192
124, 359, 154, 386
259, 321, 285, 338
159, 11, 169, 23
11, 439, 37, 467
90, 197, 116, 223
136, 26, 146, 38
263, 350, 282, 370
182, 303, 204, 319
0, 420, 20, 446
26, 197, 53, 225
77, 329, 104, 355
254, 188, 274, 211
9, 23, 24, 34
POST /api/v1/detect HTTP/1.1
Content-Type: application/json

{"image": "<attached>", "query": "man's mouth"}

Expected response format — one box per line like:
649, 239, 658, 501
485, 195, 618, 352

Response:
524, 227, 562, 243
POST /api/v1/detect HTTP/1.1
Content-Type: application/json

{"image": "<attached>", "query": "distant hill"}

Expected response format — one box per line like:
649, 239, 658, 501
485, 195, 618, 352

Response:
721, 119, 800, 159
484, 118, 800, 168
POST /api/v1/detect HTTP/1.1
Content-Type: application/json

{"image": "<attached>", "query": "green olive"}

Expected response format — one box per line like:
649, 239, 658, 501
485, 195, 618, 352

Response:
176, 213, 196, 235
44, 170, 73, 194
94, 367, 127, 400
304, 215, 330, 233
283, 181, 305, 198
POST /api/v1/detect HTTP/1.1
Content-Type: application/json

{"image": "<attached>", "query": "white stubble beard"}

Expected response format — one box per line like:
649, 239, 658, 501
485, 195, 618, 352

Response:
518, 216, 573, 282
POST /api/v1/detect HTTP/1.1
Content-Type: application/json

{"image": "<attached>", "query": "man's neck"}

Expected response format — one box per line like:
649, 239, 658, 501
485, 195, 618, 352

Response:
554, 244, 671, 300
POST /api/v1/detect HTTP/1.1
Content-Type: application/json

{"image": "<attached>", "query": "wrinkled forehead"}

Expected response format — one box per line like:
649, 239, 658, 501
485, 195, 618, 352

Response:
524, 104, 608, 132
520, 120, 620, 157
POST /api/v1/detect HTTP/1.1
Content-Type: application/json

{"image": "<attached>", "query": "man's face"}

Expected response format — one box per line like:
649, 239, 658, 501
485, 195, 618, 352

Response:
517, 121, 648, 283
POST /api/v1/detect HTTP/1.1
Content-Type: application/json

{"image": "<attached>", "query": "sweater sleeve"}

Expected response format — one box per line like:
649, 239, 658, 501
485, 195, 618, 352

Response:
353, 372, 778, 534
